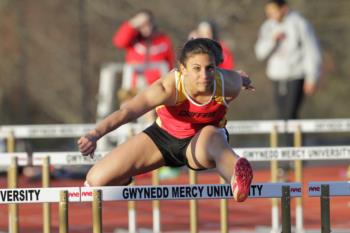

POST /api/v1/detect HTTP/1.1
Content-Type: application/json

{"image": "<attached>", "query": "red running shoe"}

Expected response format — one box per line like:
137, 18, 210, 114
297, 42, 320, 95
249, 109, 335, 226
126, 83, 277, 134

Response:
231, 157, 253, 202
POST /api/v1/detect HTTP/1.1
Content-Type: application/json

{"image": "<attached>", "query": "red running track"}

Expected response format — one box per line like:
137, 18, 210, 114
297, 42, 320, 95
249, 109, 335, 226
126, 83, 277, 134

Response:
1, 165, 350, 232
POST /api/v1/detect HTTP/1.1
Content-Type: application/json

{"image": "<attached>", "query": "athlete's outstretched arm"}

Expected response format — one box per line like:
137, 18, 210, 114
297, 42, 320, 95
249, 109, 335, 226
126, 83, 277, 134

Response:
220, 69, 254, 104
78, 71, 176, 156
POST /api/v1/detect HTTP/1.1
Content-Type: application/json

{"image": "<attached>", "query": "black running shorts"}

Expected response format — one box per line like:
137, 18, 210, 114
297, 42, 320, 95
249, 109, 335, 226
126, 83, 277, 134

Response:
143, 123, 195, 168
143, 123, 229, 170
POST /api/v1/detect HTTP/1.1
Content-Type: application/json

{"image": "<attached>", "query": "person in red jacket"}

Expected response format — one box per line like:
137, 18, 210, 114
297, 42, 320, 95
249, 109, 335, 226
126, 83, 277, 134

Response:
189, 20, 235, 70
113, 10, 177, 179
113, 10, 175, 89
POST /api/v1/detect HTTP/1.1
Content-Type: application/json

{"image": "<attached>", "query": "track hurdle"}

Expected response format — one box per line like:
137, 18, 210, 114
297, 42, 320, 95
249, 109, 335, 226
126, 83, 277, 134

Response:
0, 183, 301, 233
308, 181, 350, 233
81, 182, 302, 233
32, 151, 161, 233
288, 118, 350, 232
33, 151, 106, 233
31, 150, 305, 232
235, 145, 350, 232
217, 120, 285, 233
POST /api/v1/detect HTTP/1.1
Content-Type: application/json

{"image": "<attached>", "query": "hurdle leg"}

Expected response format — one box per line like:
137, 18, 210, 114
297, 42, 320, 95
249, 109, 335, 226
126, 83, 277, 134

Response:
320, 185, 331, 233
152, 169, 161, 233
281, 186, 291, 233
270, 160, 279, 233
42, 156, 51, 233
93, 189, 103, 233
270, 126, 280, 233
189, 169, 198, 233
220, 177, 228, 233
294, 126, 304, 232
128, 180, 137, 233
59, 191, 68, 233
294, 159, 304, 232
8, 156, 19, 233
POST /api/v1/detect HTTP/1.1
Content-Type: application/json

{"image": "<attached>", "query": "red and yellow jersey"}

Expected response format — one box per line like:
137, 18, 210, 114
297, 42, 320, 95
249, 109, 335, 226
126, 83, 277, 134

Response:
156, 70, 229, 138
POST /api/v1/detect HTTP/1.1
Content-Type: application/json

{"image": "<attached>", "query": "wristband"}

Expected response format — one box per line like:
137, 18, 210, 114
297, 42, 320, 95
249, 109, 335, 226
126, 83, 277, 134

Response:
84, 134, 98, 143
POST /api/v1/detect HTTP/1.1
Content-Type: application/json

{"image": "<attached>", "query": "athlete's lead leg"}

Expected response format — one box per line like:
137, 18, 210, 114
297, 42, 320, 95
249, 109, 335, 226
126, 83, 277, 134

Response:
185, 125, 253, 202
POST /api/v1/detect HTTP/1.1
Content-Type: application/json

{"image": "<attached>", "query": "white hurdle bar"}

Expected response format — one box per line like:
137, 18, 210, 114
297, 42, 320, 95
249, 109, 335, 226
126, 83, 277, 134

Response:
0, 187, 80, 233
0, 152, 29, 167
236, 146, 350, 161
36, 145, 350, 166
308, 181, 350, 233
2, 119, 350, 139
0, 120, 287, 139
80, 183, 302, 201
0, 187, 81, 204
32, 151, 108, 166
287, 118, 350, 133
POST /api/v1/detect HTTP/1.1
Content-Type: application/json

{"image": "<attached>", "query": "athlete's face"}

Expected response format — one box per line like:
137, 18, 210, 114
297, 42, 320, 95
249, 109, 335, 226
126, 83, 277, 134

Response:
181, 53, 216, 94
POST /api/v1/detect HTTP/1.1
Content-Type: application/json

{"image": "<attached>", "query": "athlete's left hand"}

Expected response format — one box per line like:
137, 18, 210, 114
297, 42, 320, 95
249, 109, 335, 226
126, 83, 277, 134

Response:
238, 70, 255, 91
77, 134, 98, 159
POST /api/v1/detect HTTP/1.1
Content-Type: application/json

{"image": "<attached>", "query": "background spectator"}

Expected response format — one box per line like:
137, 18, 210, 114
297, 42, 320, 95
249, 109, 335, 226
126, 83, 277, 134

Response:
255, 0, 322, 121
189, 20, 235, 70
113, 9, 174, 89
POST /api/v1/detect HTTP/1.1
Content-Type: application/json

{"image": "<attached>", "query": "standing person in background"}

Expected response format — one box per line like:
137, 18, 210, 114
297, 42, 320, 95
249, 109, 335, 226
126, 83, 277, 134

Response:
113, 9, 175, 123
113, 9, 177, 180
113, 9, 175, 89
255, 0, 322, 123
189, 20, 235, 70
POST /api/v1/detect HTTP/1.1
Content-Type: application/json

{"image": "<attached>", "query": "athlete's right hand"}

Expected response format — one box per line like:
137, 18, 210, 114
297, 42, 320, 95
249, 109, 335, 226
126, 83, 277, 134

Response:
77, 134, 98, 158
